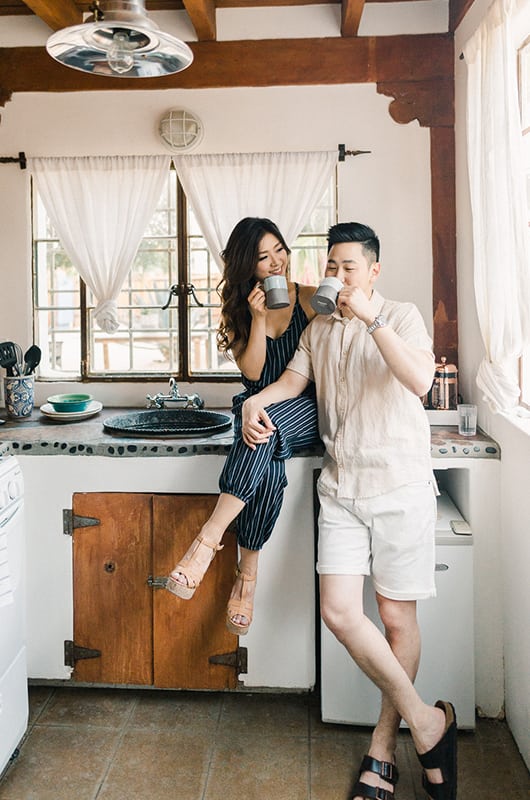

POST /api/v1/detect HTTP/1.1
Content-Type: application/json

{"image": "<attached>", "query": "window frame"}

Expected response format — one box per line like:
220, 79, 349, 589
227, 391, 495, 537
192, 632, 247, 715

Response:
32, 170, 335, 384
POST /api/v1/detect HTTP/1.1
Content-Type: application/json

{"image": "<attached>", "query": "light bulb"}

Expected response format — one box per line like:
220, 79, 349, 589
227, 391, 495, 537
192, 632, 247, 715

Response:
107, 31, 134, 74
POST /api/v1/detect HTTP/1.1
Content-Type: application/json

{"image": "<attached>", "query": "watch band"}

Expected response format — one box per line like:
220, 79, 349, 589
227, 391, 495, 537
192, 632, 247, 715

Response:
366, 314, 388, 335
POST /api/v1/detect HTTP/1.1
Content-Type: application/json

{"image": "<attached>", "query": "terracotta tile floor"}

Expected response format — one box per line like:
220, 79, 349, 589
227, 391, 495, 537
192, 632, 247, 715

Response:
0, 686, 528, 799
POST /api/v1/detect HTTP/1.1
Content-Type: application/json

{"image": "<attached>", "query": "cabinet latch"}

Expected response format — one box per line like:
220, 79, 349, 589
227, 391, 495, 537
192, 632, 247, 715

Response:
63, 509, 100, 537
147, 575, 167, 590
209, 647, 248, 674
64, 640, 102, 667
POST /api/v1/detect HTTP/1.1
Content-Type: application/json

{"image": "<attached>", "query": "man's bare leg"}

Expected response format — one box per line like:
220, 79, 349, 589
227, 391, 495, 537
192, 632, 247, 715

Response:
320, 575, 446, 794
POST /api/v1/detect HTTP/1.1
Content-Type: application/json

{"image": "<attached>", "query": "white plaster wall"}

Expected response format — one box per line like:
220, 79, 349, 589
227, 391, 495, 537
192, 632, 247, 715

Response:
455, 0, 530, 767
0, 81, 432, 409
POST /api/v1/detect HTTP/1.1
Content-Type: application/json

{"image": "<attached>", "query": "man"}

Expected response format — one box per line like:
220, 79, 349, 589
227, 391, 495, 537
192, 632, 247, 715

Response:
242, 222, 457, 800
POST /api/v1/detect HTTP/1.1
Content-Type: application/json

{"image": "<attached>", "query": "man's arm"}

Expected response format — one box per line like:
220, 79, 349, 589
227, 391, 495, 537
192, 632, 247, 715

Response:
339, 287, 434, 396
369, 325, 434, 397
241, 369, 310, 449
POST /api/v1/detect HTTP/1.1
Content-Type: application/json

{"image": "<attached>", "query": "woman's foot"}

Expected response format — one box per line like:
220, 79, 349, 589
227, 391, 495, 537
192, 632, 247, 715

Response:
226, 566, 257, 635
166, 527, 224, 599
350, 754, 398, 800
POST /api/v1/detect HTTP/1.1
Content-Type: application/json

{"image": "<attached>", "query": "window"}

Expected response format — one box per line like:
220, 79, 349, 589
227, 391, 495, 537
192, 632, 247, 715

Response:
519, 36, 530, 406
32, 172, 335, 381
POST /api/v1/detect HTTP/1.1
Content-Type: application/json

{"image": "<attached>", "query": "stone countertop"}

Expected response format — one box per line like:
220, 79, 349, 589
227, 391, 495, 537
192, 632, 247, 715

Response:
0, 407, 500, 460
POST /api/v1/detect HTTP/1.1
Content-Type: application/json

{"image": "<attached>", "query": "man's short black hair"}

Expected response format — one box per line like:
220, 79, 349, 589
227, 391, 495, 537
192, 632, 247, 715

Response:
327, 222, 380, 262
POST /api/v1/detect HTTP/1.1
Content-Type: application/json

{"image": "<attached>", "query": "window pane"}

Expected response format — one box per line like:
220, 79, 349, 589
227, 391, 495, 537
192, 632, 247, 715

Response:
84, 176, 180, 375
291, 181, 335, 285
187, 212, 225, 375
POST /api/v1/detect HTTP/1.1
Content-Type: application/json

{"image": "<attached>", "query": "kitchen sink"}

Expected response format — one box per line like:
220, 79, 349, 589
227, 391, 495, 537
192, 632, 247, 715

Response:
102, 409, 232, 438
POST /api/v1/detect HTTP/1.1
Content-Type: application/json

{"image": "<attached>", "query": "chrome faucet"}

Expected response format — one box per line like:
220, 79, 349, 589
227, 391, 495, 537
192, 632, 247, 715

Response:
146, 377, 205, 410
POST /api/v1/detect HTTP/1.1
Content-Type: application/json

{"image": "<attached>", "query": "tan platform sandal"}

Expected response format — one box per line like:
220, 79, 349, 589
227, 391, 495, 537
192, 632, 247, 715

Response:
226, 566, 256, 636
166, 535, 224, 600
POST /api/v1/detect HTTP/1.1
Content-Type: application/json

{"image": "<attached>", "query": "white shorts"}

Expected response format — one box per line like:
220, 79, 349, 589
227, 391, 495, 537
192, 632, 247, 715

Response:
317, 481, 437, 600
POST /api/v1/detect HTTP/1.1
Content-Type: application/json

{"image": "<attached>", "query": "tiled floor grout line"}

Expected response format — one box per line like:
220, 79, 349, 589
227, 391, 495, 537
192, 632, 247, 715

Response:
92, 693, 141, 800
199, 692, 227, 800
307, 701, 313, 800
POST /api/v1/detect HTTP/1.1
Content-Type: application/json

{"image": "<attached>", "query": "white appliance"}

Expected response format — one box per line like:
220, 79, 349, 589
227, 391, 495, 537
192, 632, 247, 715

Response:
321, 491, 475, 729
0, 456, 28, 775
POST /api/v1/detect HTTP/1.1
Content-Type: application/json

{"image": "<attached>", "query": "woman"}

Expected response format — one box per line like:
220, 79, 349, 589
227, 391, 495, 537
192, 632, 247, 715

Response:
166, 217, 320, 635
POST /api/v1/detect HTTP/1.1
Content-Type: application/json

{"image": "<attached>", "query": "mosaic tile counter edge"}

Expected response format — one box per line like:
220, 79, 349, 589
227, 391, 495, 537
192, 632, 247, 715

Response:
0, 408, 500, 459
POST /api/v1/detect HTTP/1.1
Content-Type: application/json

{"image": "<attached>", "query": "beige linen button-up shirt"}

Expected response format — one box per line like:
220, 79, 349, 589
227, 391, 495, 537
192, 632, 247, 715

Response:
287, 290, 435, 500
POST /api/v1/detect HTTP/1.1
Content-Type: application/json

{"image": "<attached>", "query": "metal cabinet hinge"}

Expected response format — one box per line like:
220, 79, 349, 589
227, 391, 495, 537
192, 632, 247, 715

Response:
147, 575, 167, 589
209, 647, 248, 674
63, 509, 100, 536
64, 640, 102, 667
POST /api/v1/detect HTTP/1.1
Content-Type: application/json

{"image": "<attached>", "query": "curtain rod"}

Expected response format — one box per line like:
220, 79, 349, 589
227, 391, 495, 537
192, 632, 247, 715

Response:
338, 144, 371, 161
0, 152, 26, 169
0, 149, 366, 167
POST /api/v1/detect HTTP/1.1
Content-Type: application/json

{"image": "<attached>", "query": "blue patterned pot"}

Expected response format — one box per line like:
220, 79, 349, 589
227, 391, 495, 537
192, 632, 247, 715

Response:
4, 376, 34, 419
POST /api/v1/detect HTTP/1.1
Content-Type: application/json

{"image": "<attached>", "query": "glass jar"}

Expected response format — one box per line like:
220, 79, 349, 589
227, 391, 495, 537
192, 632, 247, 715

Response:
431, 357, 458, 410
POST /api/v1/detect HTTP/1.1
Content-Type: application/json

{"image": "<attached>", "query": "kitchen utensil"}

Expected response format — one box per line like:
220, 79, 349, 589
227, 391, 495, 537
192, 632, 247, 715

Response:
13, 342, 23, 376
22, 344, 42, 375
0, 342, 20, 376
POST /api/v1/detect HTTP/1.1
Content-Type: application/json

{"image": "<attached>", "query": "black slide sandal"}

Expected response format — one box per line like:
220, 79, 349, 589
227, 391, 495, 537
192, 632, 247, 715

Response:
349, 754, 399, 800
416, 700, 457, 800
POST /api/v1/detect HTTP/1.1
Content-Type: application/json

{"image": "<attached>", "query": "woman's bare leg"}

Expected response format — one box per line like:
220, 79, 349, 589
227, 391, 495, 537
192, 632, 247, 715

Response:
228, 547, 259, 628
170, 492, 245, 587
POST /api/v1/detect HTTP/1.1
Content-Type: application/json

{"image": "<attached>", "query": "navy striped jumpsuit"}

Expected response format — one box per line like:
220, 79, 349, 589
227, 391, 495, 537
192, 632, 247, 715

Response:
219, 284, 321, 551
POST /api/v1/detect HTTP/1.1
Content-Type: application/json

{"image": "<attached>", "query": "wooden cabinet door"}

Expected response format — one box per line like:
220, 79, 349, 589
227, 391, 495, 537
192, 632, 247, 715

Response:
71, 492, 239, 690
153, 494, 238, 690
72, 493, 153, 685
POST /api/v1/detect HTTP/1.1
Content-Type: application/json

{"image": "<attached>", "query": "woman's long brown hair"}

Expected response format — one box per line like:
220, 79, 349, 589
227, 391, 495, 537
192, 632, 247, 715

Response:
216, 217, 291, 358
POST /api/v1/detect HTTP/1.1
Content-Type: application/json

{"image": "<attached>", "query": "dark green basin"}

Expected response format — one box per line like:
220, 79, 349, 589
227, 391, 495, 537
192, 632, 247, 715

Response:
103, 409, 232, 438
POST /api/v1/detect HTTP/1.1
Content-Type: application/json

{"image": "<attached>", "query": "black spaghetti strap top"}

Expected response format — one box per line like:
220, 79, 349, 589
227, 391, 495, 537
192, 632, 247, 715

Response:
233, 283, 311, 407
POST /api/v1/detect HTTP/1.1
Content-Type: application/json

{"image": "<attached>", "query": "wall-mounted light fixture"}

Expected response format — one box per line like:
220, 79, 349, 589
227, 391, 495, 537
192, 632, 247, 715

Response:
159, 109, 204, 152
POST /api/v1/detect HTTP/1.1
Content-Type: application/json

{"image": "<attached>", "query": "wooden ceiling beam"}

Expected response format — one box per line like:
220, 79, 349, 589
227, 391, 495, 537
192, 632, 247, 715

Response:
0, 34, 452, 98
448, 0, 475, 32
19, 0, 82, 30
341, 0, 364, 37
182, 0, 216, 40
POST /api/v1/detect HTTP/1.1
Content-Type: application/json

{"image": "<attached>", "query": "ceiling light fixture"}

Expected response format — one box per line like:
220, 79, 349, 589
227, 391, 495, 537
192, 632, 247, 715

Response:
46, 0, 194, 78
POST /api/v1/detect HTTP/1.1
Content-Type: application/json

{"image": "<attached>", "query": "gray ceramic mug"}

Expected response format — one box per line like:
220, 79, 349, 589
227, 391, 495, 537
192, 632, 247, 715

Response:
310, 277, 344, 314
263, 275, 290, 309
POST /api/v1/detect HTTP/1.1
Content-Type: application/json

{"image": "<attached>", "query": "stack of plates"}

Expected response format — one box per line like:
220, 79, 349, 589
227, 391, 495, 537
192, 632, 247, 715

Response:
40, 400, 102, 422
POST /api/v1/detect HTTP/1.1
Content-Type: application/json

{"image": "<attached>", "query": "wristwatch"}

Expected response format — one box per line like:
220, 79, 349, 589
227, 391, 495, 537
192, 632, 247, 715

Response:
366, 314, 388, 335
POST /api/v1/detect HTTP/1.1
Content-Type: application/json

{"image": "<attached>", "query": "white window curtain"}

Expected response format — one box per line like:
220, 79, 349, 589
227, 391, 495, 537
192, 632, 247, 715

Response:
464, 0, 530, 412
29, 155, 170, 333
172, 150, 337, 269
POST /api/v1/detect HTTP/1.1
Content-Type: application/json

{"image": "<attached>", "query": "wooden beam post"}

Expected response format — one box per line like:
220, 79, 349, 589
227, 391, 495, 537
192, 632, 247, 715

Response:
341, 0, 365, 37
182, 0, 216, 41
19, 0, 82, 31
